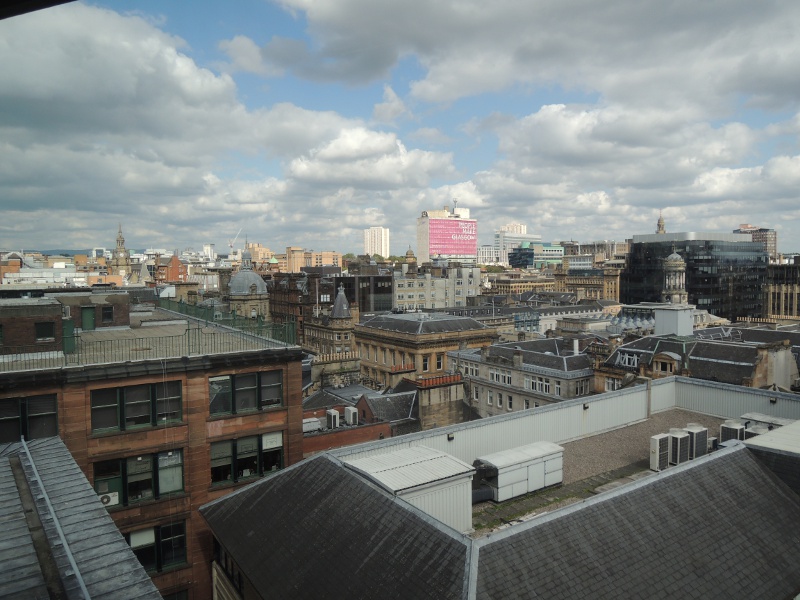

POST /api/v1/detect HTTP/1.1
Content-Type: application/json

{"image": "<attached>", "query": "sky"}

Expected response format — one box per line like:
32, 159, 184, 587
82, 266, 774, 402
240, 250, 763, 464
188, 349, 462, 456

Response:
1, 0, 799, 255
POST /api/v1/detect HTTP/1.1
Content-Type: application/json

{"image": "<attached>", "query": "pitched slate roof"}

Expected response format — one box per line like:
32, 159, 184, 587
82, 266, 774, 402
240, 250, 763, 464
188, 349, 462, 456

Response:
359, 312, 490, 335
0, 438, 161, 600
473, 445, 800, 600
201, 444, 800, 599
363, 391, 417, 422
200, 454, 469, 600
686, 341, 761, 384
486, 339, 594, 373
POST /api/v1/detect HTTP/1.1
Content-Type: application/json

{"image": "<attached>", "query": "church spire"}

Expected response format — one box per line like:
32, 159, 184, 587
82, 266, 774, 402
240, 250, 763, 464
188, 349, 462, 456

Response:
656, 210, 666, 235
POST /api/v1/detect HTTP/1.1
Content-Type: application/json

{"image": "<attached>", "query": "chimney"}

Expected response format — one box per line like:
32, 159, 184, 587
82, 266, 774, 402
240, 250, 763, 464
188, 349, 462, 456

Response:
573, 339, 580, 355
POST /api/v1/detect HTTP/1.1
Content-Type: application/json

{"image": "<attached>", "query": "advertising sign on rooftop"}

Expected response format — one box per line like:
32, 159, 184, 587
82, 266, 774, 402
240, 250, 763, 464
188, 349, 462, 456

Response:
428, 218, 477, 257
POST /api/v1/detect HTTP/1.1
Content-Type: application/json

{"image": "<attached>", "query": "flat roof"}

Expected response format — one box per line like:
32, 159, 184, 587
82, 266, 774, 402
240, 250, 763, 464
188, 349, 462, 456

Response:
744, 419, 800, 455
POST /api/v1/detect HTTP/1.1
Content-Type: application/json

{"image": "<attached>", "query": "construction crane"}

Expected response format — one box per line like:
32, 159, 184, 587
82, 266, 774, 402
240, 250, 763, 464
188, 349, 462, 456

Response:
228, 227, 243, 255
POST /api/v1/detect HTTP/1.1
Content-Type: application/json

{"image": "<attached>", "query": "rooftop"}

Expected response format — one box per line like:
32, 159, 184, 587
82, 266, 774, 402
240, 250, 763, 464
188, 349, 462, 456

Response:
0, 438, 161, 600
0, 307, 299, 373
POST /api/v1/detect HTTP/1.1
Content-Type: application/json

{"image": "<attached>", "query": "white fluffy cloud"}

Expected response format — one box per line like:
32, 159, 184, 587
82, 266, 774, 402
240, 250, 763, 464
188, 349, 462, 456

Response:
2, 1, 800, 254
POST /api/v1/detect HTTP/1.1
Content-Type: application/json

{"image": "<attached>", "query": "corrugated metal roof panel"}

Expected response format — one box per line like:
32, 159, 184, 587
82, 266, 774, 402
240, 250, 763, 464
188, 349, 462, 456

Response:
343, 446, 473, 492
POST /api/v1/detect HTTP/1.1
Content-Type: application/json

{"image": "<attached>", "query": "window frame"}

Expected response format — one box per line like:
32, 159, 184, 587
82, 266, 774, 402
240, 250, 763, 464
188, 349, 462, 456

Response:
209, 371, 283, 417
0, 394, 58, 444
34, 321, 55, 341
91, 382, 183, 433
94, 449, 184, 507
101, 305, 114, 323
210, 432, 284, 486
126, 521, 187, 574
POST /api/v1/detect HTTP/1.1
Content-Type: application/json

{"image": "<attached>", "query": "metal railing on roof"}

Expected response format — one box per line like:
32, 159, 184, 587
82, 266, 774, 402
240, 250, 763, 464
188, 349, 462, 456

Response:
157, 298, 295, 343
0, 324, 296, 373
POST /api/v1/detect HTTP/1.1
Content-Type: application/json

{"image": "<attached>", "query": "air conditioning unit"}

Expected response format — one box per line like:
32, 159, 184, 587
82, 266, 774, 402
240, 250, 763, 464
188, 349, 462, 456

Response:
684, 423, 708, 459
650, 434, 670, 472
344, 406, 358, 426
326, 409, 339, 429
668, 428, 690, 465
707, 437, 718, 452
744, 425, 769, 439
720, 420, 745, 442
98, 492, 119, 507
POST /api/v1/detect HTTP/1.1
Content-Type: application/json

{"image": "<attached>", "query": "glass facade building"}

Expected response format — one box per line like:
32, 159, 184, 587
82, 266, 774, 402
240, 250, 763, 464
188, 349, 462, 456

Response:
621, 237, 768, 321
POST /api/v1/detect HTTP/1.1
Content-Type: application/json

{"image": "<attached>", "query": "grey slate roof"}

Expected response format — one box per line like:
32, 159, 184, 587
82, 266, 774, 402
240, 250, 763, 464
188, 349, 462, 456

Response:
363, 391, 417, 422
200, 454, 469, 600
486, 339, 593, 373
359, 312, 490, 335
0, 438, 161, 600
473, 445, 800, 599
605, 334, 767, 384
201, 443, 800, 599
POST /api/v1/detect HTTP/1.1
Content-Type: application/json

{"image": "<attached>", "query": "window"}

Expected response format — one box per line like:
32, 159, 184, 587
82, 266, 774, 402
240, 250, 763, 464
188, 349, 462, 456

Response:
35, 321, 55, 340
91, 381, 182, 432
209, 371, 282, 416
473, 387, 479, 401
211, 432, 284, 485
127, 522, 186, 573
422, 355, 429, 371
436, 354, 443, 370
524, 398, 530, 410
576, 379, 590, 395
543, 378, 551, 394
487, 390, 493, 406
508, 395, 513, 410
0, 395, 58, 444
94, 449, 183, 507
102, 305, 114, 323
605, 378, 622, 391
497, 393, 503, 408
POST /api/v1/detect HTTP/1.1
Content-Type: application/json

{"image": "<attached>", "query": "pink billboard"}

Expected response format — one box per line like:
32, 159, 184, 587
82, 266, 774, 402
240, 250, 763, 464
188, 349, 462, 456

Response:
428, 218, 477, 257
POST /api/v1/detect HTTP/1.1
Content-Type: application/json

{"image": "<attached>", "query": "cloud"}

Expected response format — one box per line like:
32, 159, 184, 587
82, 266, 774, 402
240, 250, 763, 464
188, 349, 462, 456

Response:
218, 35, 279, 76
372, 85, 408, 124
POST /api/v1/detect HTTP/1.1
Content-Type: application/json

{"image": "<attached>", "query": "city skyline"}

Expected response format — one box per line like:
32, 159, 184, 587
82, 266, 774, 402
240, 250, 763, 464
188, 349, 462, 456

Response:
1, 1, 799, 254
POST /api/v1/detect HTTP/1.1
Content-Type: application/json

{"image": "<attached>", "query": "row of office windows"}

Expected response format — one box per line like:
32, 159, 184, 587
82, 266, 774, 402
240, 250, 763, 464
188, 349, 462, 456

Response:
209, 371, 282, 415
93, 432, 284, 507
475, 387, 538, 410
4, 370, 284, 442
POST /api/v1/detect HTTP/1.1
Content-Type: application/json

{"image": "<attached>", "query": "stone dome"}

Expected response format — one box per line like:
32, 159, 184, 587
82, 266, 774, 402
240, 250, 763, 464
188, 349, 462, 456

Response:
665, 251, 684, 263
230, 269, 268, 296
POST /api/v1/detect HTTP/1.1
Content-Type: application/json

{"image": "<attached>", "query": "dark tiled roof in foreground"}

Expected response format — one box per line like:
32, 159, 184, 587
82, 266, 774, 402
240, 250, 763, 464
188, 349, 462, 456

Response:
200, 454, 468, 600
0, 438, 161, 600
202, 443, 800, 599
474, 446, 800, 600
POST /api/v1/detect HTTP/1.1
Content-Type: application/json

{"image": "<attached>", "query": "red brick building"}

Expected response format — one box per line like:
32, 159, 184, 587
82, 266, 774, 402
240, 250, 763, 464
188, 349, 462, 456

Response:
0, 295, 303, 599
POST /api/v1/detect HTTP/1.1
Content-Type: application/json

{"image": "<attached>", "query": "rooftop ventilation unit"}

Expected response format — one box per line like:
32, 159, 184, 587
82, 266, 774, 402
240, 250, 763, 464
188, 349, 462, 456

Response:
344, 406, 358, 426
650, 434, 670, 472
720, 420, 745, 442
684, 423, 708, 460
326, 409, 339, 429
744, 425, 769, 439
668, 428, 690, 465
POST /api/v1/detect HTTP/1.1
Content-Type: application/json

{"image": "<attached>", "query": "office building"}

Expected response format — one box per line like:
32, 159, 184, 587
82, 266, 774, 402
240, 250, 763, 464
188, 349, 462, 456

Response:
0, 293, 302, 599
494, 225, 543, 266
416, 205, 477, 264
734, 224, 777, 262
621, 226, 768, 321
363, 226, 390, 257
